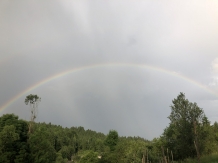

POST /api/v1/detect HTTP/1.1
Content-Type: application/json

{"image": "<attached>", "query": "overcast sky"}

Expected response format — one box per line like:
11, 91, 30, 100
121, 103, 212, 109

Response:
0, 0, 218, 140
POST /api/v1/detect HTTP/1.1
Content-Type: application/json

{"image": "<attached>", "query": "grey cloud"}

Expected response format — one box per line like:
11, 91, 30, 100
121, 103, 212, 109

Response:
1, 0, 218, 140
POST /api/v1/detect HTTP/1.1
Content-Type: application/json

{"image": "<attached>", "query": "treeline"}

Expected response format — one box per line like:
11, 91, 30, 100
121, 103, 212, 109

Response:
1, 92, 218, 163
0, 114, 150, 163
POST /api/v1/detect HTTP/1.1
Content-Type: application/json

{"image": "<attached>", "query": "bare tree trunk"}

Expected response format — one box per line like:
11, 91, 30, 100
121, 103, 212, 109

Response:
28, 122, 32, 134
142, 154, 145, 163
194, 121, 200, 163
167, 148, 170, 163
28, 102, 38, 134
161, 146, 168, 163
147, 149, 148, 163
171, 151, 174, 163
25, 95, 41, 134
194, 140, 200, 163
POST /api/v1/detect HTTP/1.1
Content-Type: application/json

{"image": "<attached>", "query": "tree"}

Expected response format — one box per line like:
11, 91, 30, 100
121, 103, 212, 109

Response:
25, 94, 41, 133
79, 150, 99, 163
55, 152, 68, 163
163, 92, 208, 160
104, 130, 118, 151
0, 114, 29, 163
114, 139, 146, 162
28, 127, 56, 163
0, 125, 19, 163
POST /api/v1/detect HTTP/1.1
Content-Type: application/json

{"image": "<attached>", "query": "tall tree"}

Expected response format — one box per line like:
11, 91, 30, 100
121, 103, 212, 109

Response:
163, 92, 208, 160
104, 130, 118, 151
25, 94, 41, 133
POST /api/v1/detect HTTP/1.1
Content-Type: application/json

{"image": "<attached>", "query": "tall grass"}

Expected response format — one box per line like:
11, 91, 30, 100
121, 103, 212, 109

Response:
183, 153, 218, 163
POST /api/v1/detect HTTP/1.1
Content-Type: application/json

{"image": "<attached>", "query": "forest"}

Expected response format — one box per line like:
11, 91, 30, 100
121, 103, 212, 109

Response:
0, 92, 218, 163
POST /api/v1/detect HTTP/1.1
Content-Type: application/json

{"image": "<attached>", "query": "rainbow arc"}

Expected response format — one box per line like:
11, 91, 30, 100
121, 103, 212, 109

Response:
0, 63, 217, 112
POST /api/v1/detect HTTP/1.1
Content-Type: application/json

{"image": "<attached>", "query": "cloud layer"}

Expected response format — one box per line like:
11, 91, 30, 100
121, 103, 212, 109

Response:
0, 0, 218, 140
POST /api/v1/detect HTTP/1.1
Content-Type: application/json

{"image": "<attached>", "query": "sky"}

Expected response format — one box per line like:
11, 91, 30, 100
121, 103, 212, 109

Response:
0, 0, 218, 140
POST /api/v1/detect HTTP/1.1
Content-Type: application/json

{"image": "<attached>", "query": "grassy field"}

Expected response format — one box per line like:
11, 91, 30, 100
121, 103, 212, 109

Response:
183, 153, 218, 163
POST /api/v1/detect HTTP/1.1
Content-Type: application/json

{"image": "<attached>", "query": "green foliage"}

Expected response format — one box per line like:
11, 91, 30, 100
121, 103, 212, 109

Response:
79, 150, 99, 163
115, 139, 146, 162
100, 152, 118, 163
59, 146, 72, 160
160, 92, 218, 162
183, 153, 218, 163
28, 126, 56, 163
0, 125, 19, 163
104, 130, 119, 151
0, 113, 149, 162
0, 125, 19, 146
25, 94, 41, 105
101, 137, 148, 163
0, 114, 29, 163
55, 152, 68, 163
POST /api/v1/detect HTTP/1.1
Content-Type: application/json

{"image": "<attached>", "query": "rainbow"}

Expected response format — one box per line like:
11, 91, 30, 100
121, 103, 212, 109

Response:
0, 63, 217, 112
